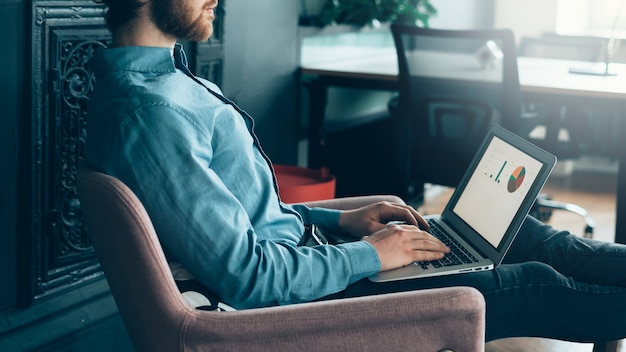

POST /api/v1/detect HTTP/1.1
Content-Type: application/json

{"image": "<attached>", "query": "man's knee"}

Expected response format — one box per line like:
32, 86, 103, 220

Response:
517, 261, 566, 283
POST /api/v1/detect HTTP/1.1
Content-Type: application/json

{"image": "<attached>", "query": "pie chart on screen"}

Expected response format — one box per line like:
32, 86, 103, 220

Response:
507, 166, 526, 193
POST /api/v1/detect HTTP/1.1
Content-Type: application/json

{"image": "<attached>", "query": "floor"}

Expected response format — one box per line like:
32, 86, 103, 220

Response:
414, 165, 624, 352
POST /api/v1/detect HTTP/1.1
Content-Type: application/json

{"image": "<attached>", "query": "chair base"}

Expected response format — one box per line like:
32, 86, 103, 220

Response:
531, 194, 595, 238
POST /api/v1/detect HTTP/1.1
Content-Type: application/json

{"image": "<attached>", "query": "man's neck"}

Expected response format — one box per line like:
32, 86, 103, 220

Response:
111, 7, 176, 48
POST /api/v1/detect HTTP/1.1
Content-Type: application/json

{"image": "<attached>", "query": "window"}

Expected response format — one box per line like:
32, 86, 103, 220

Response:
557, 0, 626, 38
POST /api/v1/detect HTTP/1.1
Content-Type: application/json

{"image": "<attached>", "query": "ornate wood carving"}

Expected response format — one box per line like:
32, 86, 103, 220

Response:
28, 0, 111, 303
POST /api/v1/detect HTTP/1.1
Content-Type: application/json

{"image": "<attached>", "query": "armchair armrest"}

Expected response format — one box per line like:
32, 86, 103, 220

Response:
184, 286, 486, 352
299, 195, 406, 210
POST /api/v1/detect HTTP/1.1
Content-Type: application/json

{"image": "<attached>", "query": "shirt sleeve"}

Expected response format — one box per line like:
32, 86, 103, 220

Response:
96, 102, 381, 309
286, 203, 342, 230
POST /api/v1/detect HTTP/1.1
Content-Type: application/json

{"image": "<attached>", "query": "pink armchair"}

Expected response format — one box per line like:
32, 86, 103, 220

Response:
77, 166, 486, 352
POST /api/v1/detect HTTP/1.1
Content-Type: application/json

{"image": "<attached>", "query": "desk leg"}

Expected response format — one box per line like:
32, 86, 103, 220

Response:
614, 111, 626, 244
306, 78, 328, 169
615, 149, 626, 244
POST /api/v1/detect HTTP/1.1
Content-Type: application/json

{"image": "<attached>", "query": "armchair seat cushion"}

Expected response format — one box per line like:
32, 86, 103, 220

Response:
170, 261, 235, 311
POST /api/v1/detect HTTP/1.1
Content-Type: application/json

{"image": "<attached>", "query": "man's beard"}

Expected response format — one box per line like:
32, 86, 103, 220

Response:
151, 0, 214, 42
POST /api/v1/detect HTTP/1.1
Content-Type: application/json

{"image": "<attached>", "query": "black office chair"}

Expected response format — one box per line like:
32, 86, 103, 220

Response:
388, 24, 595, 238
388, 24, 522, 202
518, 34, 606, 151
519, 35, 605, 62
517, 34, 606, 237
518, 34, 606, 147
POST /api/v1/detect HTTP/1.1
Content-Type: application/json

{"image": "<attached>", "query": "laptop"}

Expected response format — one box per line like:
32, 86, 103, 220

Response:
369, 124, 556, 282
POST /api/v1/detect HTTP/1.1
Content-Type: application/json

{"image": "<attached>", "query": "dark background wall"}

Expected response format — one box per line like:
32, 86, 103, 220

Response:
222, 1, 301, 165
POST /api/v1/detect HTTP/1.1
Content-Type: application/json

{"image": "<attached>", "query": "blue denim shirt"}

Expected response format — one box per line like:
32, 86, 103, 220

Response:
85, 45, 380, 309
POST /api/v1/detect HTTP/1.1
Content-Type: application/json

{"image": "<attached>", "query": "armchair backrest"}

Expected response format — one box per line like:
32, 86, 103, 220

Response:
78, 166, 189, 351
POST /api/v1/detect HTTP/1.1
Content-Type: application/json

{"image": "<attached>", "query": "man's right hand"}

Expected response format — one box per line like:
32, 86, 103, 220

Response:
362, 224, 450, 271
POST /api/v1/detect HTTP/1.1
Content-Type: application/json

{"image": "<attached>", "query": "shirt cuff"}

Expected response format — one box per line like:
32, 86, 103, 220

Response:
307, 207, 342, 231
339, 240, 381, 279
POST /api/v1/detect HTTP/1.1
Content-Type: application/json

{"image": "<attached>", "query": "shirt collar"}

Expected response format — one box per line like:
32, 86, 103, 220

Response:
173, 43, 191, 71
90, 45, 179, 77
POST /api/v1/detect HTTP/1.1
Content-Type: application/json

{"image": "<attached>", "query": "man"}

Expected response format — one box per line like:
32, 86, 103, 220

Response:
86, 0, 626, 343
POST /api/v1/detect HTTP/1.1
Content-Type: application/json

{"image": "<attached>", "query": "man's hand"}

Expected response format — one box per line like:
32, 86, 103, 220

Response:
363, 224, 450, 271
338, 201, 428, 238
338, 202, 449, 271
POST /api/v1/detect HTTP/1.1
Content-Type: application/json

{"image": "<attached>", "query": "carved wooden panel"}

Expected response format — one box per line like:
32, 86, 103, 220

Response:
28, 0, 110, 303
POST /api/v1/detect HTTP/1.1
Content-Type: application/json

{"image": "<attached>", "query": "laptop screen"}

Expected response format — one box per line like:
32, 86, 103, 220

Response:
452, 135, 545, 248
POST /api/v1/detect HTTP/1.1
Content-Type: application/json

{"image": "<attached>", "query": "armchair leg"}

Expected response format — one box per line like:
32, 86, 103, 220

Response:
593, 340, 621, 352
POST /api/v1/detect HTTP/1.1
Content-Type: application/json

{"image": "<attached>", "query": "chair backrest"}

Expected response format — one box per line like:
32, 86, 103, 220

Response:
390, 24, 521, 187
77, 166, 190, 352
517, 34, 607, 159
519, 35, 605, 62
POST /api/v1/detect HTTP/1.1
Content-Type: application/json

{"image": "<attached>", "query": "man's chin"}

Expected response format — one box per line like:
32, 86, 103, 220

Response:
197, 31, 213, 42
186, 25, 213, 42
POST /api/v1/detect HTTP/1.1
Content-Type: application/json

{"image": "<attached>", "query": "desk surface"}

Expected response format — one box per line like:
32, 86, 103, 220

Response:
301, 48, 626, 100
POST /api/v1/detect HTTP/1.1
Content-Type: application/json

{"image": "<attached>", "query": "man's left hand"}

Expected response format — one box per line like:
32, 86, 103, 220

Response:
338, 201, 429, 238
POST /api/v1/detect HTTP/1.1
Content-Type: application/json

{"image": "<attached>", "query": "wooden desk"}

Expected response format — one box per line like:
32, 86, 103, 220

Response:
300, 53, 626, 244
302, 53, 626, 98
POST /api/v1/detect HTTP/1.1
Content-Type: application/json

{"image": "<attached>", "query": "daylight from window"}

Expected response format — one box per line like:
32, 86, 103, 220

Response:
557, 0, 626, 37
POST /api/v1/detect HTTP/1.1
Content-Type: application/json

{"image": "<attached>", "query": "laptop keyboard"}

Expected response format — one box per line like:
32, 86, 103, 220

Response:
414, 220, 480, 270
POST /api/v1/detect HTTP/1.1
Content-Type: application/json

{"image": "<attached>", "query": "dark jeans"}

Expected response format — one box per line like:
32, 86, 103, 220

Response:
341, 216, 626, 342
